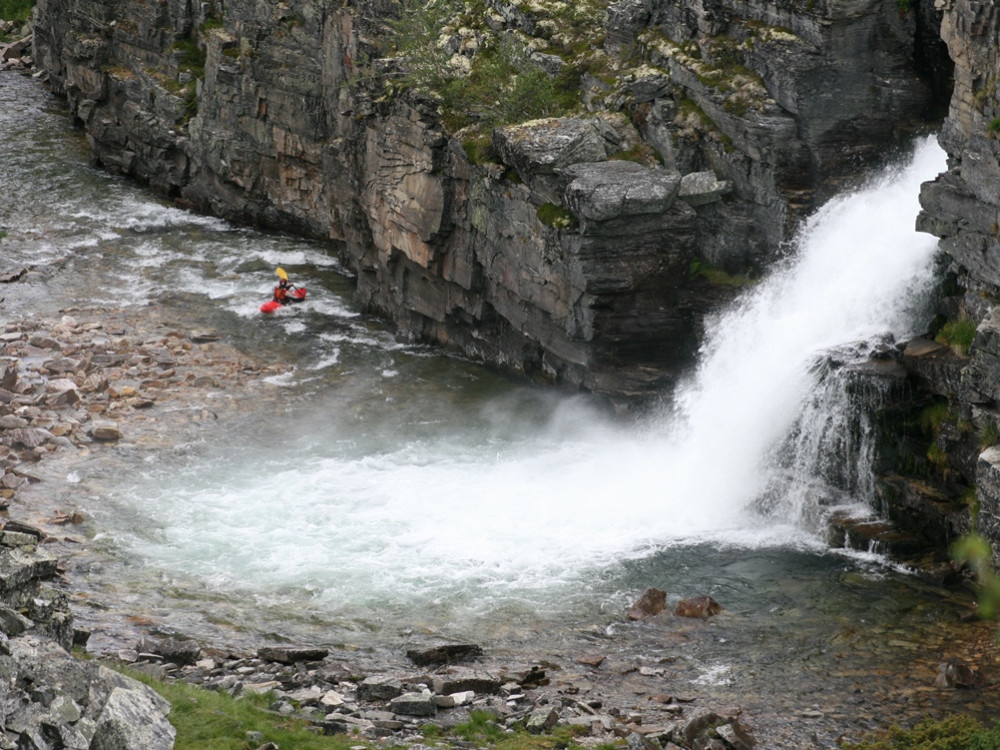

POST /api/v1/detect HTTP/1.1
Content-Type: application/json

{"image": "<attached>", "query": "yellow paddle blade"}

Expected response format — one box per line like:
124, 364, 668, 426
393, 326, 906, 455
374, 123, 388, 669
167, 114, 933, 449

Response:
276, 267, 288, 281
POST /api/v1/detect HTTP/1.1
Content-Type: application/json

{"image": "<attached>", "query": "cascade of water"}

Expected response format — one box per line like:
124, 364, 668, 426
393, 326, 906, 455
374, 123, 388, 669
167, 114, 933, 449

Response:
660, 136, 947, 532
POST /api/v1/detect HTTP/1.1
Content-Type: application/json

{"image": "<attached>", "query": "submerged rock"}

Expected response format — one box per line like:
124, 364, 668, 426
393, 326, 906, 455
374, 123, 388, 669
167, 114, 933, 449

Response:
627, 587, 667, 620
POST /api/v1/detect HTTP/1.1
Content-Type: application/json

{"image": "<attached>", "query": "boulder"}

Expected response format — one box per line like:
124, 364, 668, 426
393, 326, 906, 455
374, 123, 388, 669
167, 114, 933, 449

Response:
935, 658, 981, 688
357, 674, 406, 701
674, 595, 723, 619
256, 646, 329, 664
563, 162, 681, 223
525, 707, 559, 733
406, 643, 483, 666
493, 117, 624, 179
430, 668, 502, 695
138, 635, 201, 666
90, 685, 176, 750
678, 171, 731, 206
89, 421, 121, 441
389, 691, 437, 717
627, 587, 667, 620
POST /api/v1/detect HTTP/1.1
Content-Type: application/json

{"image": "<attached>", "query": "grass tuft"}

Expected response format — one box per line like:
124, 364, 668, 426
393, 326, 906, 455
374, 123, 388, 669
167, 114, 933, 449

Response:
934, 315, 977, 355
839, 714, 1000, 749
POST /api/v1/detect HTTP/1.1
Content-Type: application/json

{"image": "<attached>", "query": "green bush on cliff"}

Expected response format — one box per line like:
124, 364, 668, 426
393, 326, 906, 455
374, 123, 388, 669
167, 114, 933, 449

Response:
934, 315, 977, 355
839, 714, 1000, 749
386, 0, 582, 132
537, 202, 578, 229
0, 0, 33, 22
0, 0, 32, 41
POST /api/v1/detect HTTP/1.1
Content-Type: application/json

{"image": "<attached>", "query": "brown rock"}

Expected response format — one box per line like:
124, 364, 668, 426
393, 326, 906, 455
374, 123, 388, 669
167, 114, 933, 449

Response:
627, 587, 667, 620
576, 654, 606, 667
674, 595, 722, 619
935, 658, 981, 688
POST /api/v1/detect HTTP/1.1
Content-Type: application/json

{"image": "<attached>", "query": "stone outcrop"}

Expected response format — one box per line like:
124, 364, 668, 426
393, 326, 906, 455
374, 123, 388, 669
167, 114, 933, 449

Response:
0, 527, 176, 749
902, 0, 1000, 563
30, 0, 952, 404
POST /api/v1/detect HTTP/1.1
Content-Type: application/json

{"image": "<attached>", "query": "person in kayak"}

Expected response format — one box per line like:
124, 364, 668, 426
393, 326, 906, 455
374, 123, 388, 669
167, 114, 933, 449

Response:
273, 276, 293, 304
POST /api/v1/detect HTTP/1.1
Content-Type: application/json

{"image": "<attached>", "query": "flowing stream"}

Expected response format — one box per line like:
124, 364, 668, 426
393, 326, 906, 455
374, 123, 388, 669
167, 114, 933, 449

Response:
3, 72, 998, 735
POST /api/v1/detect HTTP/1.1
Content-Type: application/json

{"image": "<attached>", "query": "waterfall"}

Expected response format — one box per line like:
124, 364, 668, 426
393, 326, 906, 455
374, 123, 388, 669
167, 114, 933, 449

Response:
662, 135, 947, 533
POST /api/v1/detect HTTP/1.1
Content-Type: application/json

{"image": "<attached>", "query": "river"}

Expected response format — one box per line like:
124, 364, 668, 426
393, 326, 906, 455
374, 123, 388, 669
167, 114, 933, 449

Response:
3, 71, 999, 744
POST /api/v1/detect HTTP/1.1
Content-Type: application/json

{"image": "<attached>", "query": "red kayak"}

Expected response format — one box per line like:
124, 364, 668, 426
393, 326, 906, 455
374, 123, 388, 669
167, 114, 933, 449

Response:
260, 287, 307, 314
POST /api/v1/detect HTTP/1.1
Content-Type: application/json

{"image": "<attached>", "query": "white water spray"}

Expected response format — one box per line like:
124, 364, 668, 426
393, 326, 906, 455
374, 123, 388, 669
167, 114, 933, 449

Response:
106, 138, 946, 625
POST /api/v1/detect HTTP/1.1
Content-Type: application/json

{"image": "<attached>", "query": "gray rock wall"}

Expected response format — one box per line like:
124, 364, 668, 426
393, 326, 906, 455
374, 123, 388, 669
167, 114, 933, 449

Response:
911, 1, 1000, 562
31, 0, 949, 403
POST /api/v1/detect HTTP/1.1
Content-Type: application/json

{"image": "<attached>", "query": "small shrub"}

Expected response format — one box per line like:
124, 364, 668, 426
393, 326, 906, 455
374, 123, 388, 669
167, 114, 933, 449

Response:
981, 420, 1000, 449
988, 117, 1000, 136
462, 134, 496, 164
171, 37, 206, 80
537, 203, 578, 230
0, 0, 33, 26
689, 258, 752, 287
934, 315, 977, 355
840, 714, 1000, 749
919, 400, 951, 435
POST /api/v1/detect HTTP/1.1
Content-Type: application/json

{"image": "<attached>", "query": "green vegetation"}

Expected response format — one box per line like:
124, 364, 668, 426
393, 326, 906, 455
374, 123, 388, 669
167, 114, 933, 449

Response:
118, 667, 598, 750
0, 0, 33, 42
840, 714, 1000, 749
0, 0, 33, 22
981, 420, 1000, 449
935, 315, 977, 355
537, 202, 578, 229
123, 670, 354, 750
689, 258, 753, 287
463, 134, 496, 164
988, 117, 1000, 136
385, 0, 588, 133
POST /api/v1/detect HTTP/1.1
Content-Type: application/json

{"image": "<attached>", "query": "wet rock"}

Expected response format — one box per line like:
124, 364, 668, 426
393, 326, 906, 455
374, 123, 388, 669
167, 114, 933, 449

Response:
406, 643, 483, 666
576, 654, 606, 667
0, 267, 27, 282
89, 421, 121, 441
674, 595, 723, 619
935, 658, 981, 688
257, 646, 329, 664
627, 587, 666, 620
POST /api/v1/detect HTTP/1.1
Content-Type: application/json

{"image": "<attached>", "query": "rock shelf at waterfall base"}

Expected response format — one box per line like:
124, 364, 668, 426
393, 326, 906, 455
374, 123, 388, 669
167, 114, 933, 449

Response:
1, 303, 999, 750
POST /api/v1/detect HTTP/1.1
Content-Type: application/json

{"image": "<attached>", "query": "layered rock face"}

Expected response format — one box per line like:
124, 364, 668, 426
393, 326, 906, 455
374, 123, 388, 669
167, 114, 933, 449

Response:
912, 1, 1000, 561
31, 0, 950, 403
0, 527, 175, 748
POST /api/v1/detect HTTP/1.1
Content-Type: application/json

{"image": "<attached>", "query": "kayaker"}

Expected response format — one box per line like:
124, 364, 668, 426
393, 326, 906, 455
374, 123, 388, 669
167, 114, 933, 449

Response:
273, 277, 292, 304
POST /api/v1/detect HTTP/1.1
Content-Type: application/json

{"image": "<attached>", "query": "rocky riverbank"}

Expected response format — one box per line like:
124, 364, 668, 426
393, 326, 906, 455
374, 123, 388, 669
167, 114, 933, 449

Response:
0, 301, 997, 749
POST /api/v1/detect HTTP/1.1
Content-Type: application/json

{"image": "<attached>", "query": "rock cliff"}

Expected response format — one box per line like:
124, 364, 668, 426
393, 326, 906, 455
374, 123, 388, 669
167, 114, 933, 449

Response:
910, 0, 1000, 562
31, 0, 951, 403
0, 525, 175, 748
